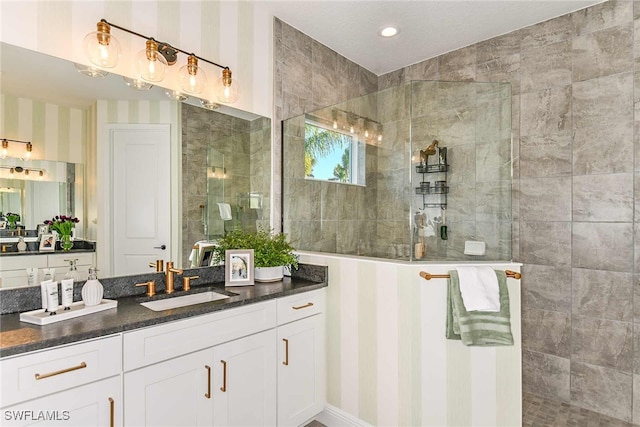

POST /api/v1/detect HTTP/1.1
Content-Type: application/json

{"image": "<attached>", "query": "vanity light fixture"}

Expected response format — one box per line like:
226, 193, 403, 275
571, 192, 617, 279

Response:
200, 99, 221, 110
123, 76, 153, 91
316, 110, 383, 145
1, 139, 34, 160
1, 165, 46, 178
165, 90, 188, 102
83, 19, 241, 103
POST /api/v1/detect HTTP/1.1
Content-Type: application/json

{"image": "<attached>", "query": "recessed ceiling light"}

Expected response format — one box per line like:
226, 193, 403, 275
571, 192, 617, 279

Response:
379, 26, 399, 38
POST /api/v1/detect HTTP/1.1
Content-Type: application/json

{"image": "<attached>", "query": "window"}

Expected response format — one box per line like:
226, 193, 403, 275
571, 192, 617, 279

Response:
304, 120, 365, 185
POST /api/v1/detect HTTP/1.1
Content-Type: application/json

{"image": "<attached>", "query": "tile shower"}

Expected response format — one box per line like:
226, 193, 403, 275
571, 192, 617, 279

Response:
282, 80, 512, 261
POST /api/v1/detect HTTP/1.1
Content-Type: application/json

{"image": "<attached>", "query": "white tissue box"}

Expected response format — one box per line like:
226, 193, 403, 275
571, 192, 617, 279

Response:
464, 241, 486, 256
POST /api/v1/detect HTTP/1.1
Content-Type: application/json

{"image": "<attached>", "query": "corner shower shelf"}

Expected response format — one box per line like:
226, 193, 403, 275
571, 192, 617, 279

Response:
415, 162, 449, 209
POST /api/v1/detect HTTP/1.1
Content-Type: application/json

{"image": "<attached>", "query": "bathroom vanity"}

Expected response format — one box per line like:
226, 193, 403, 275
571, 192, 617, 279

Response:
0, 268, 326, 426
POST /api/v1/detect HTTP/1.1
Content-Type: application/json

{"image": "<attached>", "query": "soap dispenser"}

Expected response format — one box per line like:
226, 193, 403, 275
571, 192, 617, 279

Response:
64, 259, 80, 282
81, 267, 104, 306
16, 236, 27, 252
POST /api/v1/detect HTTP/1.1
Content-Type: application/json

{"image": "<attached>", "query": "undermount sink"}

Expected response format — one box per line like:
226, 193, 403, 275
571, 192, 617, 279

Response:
140, 291, 230, 311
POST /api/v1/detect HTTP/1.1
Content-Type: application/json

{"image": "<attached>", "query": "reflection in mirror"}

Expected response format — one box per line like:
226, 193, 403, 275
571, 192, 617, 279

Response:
1, 42, 271, 281
0, 159, 84, 234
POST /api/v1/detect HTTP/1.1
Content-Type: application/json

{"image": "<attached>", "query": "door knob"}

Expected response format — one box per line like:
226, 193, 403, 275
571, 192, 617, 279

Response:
154, 244, 167, 250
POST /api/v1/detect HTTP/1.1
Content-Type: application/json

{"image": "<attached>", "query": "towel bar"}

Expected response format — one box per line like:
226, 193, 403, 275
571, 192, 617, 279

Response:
419, 270, 521, 281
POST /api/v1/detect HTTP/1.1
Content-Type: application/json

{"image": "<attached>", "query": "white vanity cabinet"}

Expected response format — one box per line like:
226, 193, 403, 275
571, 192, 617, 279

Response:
124, 349, 214, 426
0, 335, 122, 426
276, 289, 326, 427
123, 300, 278, 427
0, 252, 96, 288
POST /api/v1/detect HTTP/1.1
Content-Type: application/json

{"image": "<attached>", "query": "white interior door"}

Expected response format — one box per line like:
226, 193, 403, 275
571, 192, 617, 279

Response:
109, 125, 170, 276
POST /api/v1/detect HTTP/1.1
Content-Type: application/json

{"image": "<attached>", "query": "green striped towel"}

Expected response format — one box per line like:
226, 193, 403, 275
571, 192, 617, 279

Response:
446, 270, 514, 346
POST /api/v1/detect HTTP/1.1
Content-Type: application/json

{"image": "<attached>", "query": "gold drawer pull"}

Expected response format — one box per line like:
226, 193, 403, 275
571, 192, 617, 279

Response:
109, 397, 114, 427
283, 338, 289, 366
292, 302, 313, 310
220, 360, 227, 392
205, 365, 211, 399
35, 361, 87, 380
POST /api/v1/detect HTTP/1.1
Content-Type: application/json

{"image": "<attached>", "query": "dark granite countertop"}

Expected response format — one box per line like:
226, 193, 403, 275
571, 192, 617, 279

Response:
0, 239, 96, 256
0, 264, 327, 358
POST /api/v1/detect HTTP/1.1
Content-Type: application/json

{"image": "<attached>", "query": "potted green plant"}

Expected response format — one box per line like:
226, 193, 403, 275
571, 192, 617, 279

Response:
212, 228, 298, 282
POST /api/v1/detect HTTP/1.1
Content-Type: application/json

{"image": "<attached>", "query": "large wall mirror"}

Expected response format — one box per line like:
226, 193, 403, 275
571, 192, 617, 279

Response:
0, 42, 271, 279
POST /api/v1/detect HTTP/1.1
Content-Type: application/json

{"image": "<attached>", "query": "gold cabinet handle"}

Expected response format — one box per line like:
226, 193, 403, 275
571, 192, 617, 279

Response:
283, 338, 289, 366
35, 361, 87, 380
108, 397, 114, 427
220, 360, 227, 392
205, 365, 211, 399
292, 302, 313, 310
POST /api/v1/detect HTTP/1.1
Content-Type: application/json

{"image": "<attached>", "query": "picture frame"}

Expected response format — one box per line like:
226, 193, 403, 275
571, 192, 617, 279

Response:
199, 245, 216, 267
0, 221, 6, 230
224, 249, 254, 286
36, 224, 49, 237
39, 233, 56, 252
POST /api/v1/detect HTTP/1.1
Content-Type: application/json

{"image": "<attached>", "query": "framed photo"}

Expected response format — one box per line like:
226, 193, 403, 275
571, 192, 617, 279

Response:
225, 249, 254, 286
36, 224, 49, 237
0, 221, 6, 230
199, 245, 216, 267
39, 233, 56, 252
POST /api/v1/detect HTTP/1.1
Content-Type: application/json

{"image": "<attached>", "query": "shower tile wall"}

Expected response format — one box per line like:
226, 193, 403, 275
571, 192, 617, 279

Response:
377, 0, 637, 422
181, 104, 270, 267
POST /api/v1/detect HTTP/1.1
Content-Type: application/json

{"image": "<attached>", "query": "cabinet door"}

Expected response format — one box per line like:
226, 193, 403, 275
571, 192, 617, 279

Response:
212, 329, 276, 427
277, 314, 325, 427
124, 349, 213, 426
1, 376, 121, 426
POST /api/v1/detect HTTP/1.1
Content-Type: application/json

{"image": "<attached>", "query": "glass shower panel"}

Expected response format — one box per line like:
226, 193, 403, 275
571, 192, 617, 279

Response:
283, 80, 512, 262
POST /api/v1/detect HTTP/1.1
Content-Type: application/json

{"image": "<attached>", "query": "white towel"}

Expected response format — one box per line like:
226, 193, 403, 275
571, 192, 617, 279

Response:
217, 203, 232, 220
455, 266, 501, 312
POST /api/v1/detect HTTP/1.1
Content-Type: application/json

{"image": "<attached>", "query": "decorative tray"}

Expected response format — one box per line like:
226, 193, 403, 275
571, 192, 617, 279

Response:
19, 299, 118, 325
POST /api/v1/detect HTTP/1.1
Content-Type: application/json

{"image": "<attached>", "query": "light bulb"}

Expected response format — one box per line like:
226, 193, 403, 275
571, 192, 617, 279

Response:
9, 168, 14, 175
24, 169, 29, 176
365, 129, 369, 138
83, 21, 120, 68
349, 124, 355, 133
137, 39, 168, 82
25, 142, 32, 160
178, 55, 207, 94
1, 139, 7, 158
333, 120, 338, 129
378, 134, 383, 142
213, 68, 241, 103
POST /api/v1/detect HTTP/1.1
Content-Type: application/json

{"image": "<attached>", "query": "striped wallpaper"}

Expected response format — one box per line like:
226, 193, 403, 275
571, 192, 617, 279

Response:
0, 1, 273, 118
300, 253, 522, 426
0, 94, 87, 164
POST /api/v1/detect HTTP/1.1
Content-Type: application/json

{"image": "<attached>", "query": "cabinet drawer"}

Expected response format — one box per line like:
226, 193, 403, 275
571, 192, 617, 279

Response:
277, 289, 325, 326
0, 255, 48, 271
123, 300, 276, 371
0, 335, 122, 408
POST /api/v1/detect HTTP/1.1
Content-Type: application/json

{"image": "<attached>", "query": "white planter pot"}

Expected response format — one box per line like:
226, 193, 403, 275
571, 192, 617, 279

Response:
254, 266, 284, 282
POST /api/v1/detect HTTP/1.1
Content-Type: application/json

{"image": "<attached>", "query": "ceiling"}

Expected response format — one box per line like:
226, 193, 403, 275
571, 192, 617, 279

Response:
266, 0, 605, 75
1, 0, 605, 108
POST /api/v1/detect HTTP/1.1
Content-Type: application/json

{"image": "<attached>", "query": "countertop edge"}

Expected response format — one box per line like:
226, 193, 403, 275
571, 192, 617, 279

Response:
0, 280, 327, 359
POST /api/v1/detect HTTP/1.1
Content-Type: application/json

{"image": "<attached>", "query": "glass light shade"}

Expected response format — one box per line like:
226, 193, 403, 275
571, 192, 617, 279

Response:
25, 143, 32, 160
178, 56, 207, 94
83, 27, 120, 68
165, 90, 188, 102
213, 69, 240, 103
123, 76, 153, 91
200, 99, 220, 110
74, 63, 109, 78
136, 40, 168, 82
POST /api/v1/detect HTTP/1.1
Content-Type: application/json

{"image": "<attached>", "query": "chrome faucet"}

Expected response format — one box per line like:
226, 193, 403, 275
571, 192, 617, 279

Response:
164, 261, 183, 294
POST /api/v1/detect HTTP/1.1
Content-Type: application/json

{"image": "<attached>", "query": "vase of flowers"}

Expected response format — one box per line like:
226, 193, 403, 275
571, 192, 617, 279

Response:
5, 212, 20, 229
44, 215, 79, 251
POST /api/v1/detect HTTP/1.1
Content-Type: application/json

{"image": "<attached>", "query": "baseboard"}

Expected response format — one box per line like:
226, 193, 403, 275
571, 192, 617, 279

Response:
313, 404, 372, 427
